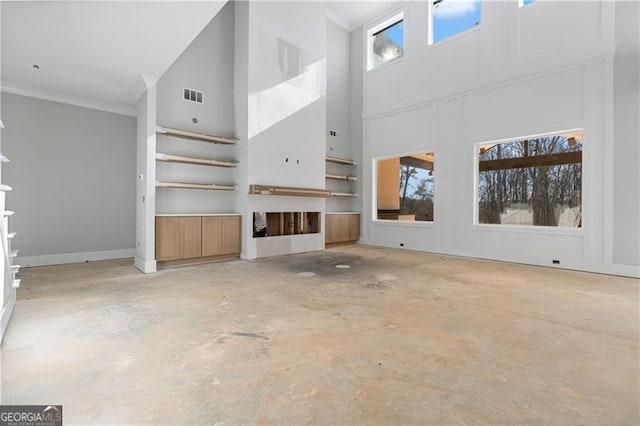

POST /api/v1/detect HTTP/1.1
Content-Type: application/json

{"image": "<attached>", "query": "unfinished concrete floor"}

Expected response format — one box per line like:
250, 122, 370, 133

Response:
1, 245, 638, 424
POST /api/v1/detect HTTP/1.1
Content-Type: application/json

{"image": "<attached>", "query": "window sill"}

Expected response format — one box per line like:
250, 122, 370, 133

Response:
473, 224, 583, 236
427, 25, 481, 51
366, 56, 405, 75
373, 219, 435, 227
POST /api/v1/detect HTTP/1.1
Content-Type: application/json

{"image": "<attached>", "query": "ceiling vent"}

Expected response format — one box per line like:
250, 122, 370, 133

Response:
183, 87, 204, 104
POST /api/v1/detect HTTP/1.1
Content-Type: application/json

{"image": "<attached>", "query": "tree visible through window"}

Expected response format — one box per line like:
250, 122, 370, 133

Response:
377, 153, 434, 221
477, 132, 583, 227
369, 16, 404, 69
431, 0, 481, 45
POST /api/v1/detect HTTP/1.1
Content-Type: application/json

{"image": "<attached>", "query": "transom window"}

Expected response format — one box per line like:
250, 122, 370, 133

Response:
430, 0, 481, 45
367, 13, 404, 70
477, 131, 583, 228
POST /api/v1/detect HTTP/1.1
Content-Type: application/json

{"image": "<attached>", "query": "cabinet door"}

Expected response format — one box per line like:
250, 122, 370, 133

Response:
156, 217, 180, 261
202, 217, 222, 256
325, 214, 341, 243
180, 217, 202, 259
343, 214, 360, 242
221, 216, 241, 254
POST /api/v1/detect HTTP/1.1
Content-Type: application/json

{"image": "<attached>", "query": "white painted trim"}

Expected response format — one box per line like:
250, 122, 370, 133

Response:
1, 82, 137, 117
358, 239, 640, 279
16, 248, 135, 268
326, 11, 352, 32
134, 257, 157, 274
362, 46, 615, 121
0, 289, 16, 344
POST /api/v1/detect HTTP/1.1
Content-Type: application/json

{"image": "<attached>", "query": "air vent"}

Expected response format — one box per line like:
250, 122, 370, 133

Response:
183, 87, 204, 104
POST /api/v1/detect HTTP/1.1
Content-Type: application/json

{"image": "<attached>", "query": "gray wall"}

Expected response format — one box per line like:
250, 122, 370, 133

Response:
326, 19, 351, 158
155, 1, 238, 215
1, 93, 136, 261
325, 19, 353, 212
349, 26, 364, 213
157, 1, 235, 136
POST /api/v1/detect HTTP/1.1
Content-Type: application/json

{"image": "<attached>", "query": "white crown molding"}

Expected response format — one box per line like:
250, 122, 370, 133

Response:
1, 81, 137, 117
327, 10, 353, 32
130, 73, 159, 102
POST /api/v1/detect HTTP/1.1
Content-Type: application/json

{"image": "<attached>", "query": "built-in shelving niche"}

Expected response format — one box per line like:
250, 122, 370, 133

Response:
155, 126, 238, 192
325, 156, 357, 198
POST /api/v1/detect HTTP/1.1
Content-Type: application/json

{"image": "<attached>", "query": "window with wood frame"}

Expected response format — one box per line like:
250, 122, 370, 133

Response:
477, 131, 583, 228
376, 153, 434, 221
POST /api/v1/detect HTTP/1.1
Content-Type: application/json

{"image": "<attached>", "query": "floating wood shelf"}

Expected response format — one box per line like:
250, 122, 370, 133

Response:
326, 156, 356, 166
326, 173, 358, 182
155, 153, 237, 168
0, 153, 9, 163
249, 184, 331, 198
331, 192, 358, 197
156, 126, 238, 145
156, 181, 236, 191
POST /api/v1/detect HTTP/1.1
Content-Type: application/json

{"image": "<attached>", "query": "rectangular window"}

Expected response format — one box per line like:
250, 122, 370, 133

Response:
477, 131, 583, 228
368, 14, 404, 70
376, 153, 435, 221
430, 0, 481, 45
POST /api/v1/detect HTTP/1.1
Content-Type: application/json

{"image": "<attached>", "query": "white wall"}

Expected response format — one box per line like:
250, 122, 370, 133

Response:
0, 2, 13, 343
238, 0, 327, 259
156, 2, 238, 215
612, 0, 640, 267
135, 86, 157, 274
358, 1, 638, 277
2, 93, 137, 267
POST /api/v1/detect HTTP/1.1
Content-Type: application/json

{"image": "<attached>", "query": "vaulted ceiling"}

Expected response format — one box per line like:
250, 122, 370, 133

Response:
1, 1, 394, 116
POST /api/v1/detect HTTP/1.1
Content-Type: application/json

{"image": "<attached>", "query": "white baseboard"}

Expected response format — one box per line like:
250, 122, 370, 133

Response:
16, 248, 136, 268
358, 239, 640, 279
1, 289, 16, 344
134, 257, 157, 274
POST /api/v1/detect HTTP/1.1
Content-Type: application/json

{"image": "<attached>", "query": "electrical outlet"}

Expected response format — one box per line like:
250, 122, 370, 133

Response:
329, 130, 339, 137
552, 259, 560, 265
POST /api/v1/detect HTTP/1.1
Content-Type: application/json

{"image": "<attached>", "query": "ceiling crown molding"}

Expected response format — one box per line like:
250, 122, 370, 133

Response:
1, 81, 137, 117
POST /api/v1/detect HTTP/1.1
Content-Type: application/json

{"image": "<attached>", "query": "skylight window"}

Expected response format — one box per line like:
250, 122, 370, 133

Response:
368, 13, 404, 70
430, 0, 481, 45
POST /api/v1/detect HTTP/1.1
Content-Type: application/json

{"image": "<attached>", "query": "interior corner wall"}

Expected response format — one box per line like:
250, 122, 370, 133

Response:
612, 0, 640, 267
155, 1, 238, 215
326, 18, 352, 213
1, 93, 136, 267
349, 26, 364, 214
358, 0, 638, 277
0, 1, 13, 344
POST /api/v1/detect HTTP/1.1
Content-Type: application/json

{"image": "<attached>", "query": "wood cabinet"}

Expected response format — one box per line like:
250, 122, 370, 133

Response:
325, 213, 360, 244
202, 216, 241, 256
156, 215, 241, 266
156, 217, 181, 261
221, 216, 241, 253
180, 217, 202, 259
